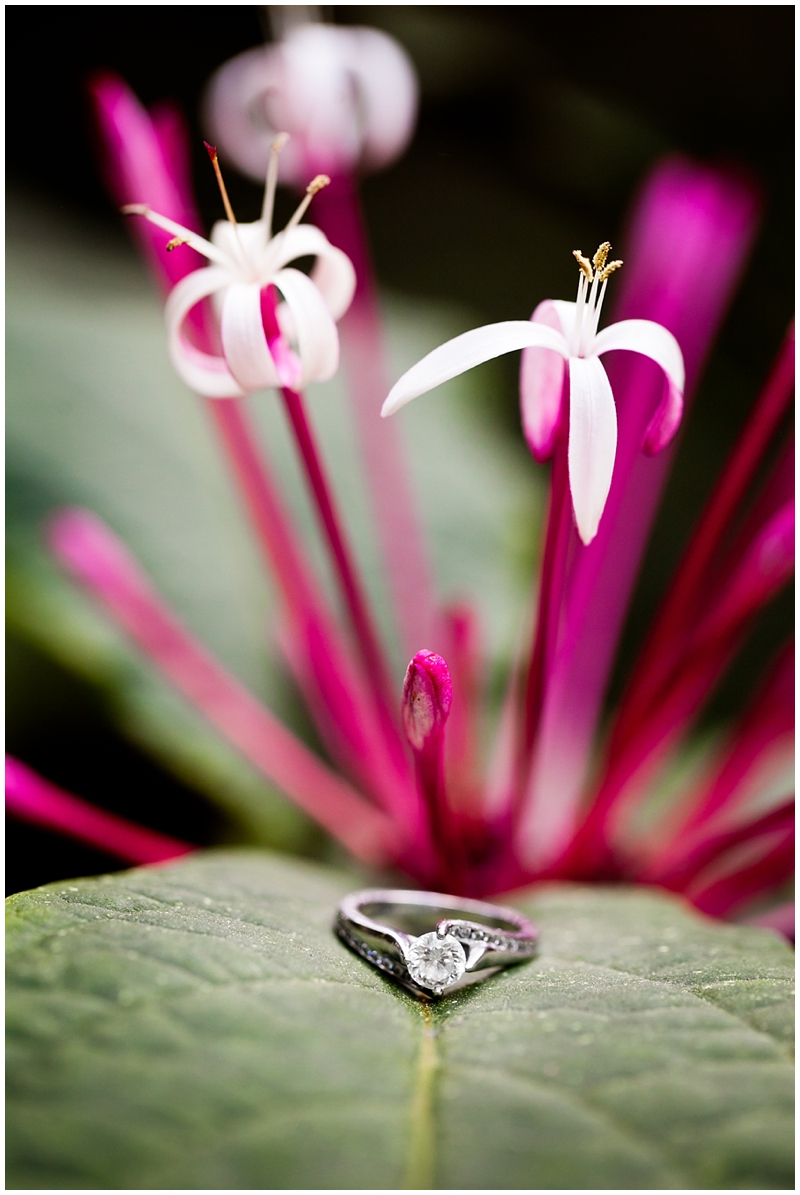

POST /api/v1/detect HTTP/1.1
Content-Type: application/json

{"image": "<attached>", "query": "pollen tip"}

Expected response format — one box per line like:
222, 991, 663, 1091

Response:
599, 259, 623, 282
573, 249, 594, 282
165, 236, 187, 252
272, 132, 290, 153
203, 140, 218, 162
121, 203, 148, 216
307, 174, 331, 195
593, 241, 611, 271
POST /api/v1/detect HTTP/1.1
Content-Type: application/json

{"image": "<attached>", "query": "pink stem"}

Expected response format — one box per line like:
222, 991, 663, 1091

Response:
413, 736, 465, 891
47, 508, 396, 867
520, 433, 572, 767
312, 175, 438, 657
260, 288, 399, 727
6, 756, 193, 865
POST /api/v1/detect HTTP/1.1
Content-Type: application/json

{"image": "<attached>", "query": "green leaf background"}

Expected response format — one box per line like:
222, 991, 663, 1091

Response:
7, 851, 794, 1189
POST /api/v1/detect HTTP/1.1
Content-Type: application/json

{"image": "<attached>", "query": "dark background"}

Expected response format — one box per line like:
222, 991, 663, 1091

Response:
6, 6, 794, 892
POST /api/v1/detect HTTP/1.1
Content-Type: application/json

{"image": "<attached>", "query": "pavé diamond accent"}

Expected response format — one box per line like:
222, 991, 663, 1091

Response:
406, 932, 466, 992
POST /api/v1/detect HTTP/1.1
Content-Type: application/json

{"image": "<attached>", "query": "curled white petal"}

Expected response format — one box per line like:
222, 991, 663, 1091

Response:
274, 267, 339, 385
165, 267, 244, 398
568, 356, 618, 545
593, 318, 685, 393
220, 283, 281, 392
271, 225, 356, 320
382, 321, 569, 417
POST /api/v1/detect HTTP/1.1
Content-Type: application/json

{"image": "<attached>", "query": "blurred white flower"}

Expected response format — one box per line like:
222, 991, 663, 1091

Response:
203, 22, 419, 185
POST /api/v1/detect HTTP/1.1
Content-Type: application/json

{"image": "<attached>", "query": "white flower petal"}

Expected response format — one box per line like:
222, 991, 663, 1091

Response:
164, 267, 244, 398
382, 321, 569, 418
220, 283, 281, 393
272, 225, 356, 320
274, 267, 339, 385
520, 300, 568, 461
593, 318, 685, 393
550, 300, 577, 341
568, 356, 618, 545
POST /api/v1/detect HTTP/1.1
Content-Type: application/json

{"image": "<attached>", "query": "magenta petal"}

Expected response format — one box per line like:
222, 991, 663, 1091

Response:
520, 300, 567, 462
46, 508, 397, 867
89, 73, 207, 295
688, 828, 794, 919
643, 377, 684, 455
6, 756, 193, 865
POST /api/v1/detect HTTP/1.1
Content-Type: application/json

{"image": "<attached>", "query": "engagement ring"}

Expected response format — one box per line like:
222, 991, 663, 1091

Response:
335, 888, 539, 999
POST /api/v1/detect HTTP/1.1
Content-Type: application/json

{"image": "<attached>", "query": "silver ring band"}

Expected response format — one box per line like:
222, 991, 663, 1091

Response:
335, 888, 539, 999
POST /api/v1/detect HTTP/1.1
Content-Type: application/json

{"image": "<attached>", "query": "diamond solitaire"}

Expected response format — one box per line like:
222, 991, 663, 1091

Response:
405, 932, 466, 994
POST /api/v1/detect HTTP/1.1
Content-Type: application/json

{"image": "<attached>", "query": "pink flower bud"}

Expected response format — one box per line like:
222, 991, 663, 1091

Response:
402, 650, 452, 751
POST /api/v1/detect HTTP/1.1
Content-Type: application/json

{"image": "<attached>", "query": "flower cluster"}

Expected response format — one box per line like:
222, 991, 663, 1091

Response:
7, 30, 793, 937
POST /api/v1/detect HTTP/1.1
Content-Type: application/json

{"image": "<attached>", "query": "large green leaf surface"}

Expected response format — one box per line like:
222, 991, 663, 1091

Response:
7, 850, 793, 1189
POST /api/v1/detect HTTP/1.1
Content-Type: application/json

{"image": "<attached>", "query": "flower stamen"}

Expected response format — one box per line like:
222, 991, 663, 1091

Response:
203, 140, 238, 226
592, 241, 611, 271
261, 132, 290, 236
599, 259, 623, 283
572, 243, 624, 355
283, 174, 331, 237
573, 250, 594, 283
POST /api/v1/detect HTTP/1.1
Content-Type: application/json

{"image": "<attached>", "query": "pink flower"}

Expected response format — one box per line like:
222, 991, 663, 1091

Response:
8, 76, 792, 937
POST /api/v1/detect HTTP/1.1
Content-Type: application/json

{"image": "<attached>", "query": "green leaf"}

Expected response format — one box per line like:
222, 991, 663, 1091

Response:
7, 851, 793, 1189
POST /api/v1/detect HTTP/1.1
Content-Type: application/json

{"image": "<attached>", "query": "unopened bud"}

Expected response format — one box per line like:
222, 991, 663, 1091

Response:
402, 650, 452, 751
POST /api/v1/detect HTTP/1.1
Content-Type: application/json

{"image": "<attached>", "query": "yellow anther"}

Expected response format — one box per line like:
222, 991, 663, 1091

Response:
307, 174, 331, 196
166, 236, 188, 252
271, 132, 290, 155
599, 259, 623, 282
573, 250, 594, 282
593, 242, 611, 271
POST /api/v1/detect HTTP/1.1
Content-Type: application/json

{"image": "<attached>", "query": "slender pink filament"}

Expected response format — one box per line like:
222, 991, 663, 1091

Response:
6, 756, 193, 865
48, 508, 396, 867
